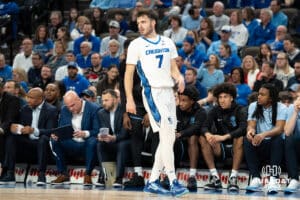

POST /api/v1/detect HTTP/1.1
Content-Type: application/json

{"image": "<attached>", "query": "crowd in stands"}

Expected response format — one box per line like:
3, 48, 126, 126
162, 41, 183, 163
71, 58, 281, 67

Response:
0, 0, 300, 195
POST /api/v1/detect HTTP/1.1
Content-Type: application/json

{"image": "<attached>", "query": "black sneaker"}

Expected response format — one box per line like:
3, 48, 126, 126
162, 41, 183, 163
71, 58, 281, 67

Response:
160, 176, 170, 190
124, 173, 145, 188
204, 175, 222, 190
36, 172, 46, 186
94, 175, 105, 187
228, 176, 239, 192
0, 171, 16, 185
113, 177, 123, 188
187, 176, 197, 191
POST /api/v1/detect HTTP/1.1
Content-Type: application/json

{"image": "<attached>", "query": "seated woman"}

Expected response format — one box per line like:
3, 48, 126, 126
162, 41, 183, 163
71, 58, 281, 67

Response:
229, 67, 252, 107
242, 55, 261, 90
218, 43, 241, 77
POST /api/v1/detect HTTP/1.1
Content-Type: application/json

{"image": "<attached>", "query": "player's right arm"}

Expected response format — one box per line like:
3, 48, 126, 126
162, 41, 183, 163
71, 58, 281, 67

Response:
124, 64, 137, 114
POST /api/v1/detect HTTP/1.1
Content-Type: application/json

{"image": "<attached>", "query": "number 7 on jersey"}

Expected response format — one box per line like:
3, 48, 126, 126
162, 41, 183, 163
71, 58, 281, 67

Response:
155, 54, 163, 68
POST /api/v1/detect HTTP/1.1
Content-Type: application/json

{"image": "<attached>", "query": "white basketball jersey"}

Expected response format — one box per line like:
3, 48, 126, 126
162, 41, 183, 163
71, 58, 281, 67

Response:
126, 35, 178, 88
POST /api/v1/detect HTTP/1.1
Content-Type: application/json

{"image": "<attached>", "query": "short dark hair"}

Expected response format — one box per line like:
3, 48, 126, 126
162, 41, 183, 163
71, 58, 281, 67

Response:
262, 61, 275, 69
102, 89, 118, 98
213, 82, 237, 99
179, 84, 199, 101
186, 67, 197, 76
137, 9, 158, 30
169, 15, 182, 26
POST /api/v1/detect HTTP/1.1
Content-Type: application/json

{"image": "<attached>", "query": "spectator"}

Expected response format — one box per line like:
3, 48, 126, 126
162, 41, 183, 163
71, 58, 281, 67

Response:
50, 91, 100, 185
229, 10, 249, 49
85, 52, 106, 86
163, 15, 188, 47
73, 23, 101, 56
114, 10, 129, 36
266, 25, 287, 59
253, 61, 284, 92
198, 17, 219, 50
241, 55, 260, 90
96, 64, 119, 96
100, 20, 127, 57
96, 89, 130, 187
48, 10, 63, 41
255, 43, 273, 67
176, 85, 207, 191
13, 38, 33, 73
70, 16, 94, 41
248, 9, 276, 46
44, 82, 62, 112
33, 25, 54, 62
208, 1, 229, 35
64, 8, 78, 33
242, 7, 259, 46
181, 6, 203, 31
90, 7, 108, 36
286, 60, 300, 89
27, 52, 44, 87
199, 82, 247, 192
185, 67, 207, 99
0, 82, 20, 177
283, 35, 300, 68
55, 50, 83, 81
186, 30, 206, 53
47, 40, 68, 73
33, 65, 54, 90
284, 93, 300, 193
270, 0, 288, 28
178, 36, 208, 69
55, 26, 73, 54
12, 68, 29, 93
197, 54, 224, 90
229, 67, 252, 107
76, 41, 93, 71
207, 25, 238, 56
62, 61, 90, 95
0, 53, 12, 82
219, 43, 241, 76
274, 52, 294, 88
244, 83, 286, 194
4, 80, 27, 107
101, 39, 121, 69
0, 88, 58, 186
0, 0, 19, 41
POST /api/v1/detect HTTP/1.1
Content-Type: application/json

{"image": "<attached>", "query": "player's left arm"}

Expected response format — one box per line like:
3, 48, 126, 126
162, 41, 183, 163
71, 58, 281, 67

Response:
170, 58, 185, 93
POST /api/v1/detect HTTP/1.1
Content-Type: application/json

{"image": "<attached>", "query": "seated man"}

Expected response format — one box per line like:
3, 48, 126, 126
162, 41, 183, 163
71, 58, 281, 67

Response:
284, 93, 300, 194
176, 85, 207, 191
0, 88, 58, 185
199, 83, 247, 192
0, 82, 20, 176
50, 91, 100, 185
244, 83, 286, 194
96, 89, 130, 188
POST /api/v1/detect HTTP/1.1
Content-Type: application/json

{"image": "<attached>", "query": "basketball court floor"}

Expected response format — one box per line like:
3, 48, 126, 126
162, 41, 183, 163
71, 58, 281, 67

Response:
1, 184, 300, 200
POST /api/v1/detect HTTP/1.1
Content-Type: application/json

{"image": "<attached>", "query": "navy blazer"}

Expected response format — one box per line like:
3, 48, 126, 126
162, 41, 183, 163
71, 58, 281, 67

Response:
98, 104, 129, 142
0, 92, 21, 133
19, 101, 58, 137
59, 100, 100, 137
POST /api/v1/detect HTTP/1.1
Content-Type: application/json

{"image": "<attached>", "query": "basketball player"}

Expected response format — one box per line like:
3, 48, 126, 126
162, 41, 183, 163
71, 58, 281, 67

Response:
124, 9, 188, 197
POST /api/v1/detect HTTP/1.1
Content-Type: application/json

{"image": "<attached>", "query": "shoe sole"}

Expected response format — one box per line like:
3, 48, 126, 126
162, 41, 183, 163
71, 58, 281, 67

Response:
173, 190, 189, 197
144, 188, 171, 196
0, 181, 16, 185
83, 183, 93, 186
36, 182, 46, 186
51, 181, 70, 185
94, 183, 105, 187
246, 187, 262, 193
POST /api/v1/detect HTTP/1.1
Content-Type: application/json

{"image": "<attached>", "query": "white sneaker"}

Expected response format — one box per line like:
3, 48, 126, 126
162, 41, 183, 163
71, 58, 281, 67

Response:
246, 177, 262, 192
284, 179, 299, 194
267, 178, 280, 194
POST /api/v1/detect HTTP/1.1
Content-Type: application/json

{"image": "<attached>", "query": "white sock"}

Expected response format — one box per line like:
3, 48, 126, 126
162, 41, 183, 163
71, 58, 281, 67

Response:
190, 168, 197, 177
230, 169, 238, 178
209, 168, 219, 178
134, 167, 143, 176
167, 170, 177, 184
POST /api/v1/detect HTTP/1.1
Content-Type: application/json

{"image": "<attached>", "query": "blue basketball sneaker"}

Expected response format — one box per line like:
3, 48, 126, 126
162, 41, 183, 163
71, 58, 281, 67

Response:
170, 179, 189, 197
143, 180, 171, 195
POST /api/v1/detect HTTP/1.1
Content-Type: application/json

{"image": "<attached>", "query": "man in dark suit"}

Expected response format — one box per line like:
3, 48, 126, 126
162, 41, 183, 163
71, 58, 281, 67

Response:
0, 87, 58, 185
50, 91, 100, 186
96, 89, 130, 188
0, 82, 21, 176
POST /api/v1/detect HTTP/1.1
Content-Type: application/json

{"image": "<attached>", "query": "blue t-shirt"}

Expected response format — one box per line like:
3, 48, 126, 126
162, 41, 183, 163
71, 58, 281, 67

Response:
248, 102, 287, 138
0, 65, 12, 82
235, 84, 251, 107
286, 104, 300, 138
